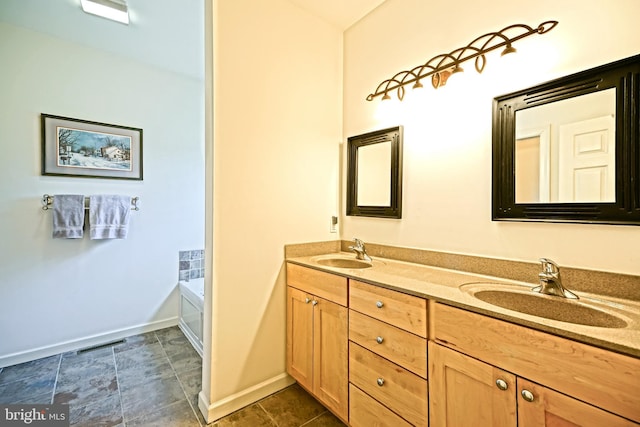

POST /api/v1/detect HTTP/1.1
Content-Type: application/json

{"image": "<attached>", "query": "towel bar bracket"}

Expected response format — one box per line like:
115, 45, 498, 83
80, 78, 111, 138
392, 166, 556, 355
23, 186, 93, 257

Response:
42, 194, 140, 211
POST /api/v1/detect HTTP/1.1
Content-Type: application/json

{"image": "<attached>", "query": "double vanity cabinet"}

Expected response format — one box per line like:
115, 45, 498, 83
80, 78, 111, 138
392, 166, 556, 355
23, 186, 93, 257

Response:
286, 256, 640, 426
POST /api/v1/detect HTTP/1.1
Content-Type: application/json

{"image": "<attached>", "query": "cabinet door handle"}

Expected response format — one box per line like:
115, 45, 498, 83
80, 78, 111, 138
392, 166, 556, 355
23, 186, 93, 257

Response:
311, 300, 318, 306
521, 389, 535, 402
305, 297, 311, 304
376, 378, 385, 386
376, 301, 384, 308
495, 379, 508, 391
376, 336, 384, 344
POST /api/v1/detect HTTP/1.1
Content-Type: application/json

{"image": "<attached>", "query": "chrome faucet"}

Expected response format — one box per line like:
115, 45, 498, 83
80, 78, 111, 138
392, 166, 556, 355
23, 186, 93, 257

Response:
532, 258, 578, 299
349, 238, 372, 261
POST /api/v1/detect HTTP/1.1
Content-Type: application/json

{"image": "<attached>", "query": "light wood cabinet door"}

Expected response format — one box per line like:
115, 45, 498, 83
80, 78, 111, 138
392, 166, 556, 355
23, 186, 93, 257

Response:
429, 342, 517, 427
313, 295, 348, 420
286, 286, 313, 391
517, 378, 639, 427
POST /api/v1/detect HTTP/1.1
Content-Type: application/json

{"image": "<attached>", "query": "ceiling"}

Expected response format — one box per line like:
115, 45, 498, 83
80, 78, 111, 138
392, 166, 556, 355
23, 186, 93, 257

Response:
287, 0, 386, 30
0, 0, 385, 81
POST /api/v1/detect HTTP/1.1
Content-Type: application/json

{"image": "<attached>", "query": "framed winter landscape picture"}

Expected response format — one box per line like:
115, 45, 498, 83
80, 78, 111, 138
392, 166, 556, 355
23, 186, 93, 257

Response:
41, 114, 143, 180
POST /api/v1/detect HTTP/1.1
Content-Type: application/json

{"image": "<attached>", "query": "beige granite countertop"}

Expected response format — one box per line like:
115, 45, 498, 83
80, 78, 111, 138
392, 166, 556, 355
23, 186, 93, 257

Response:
286, 251, 640, 359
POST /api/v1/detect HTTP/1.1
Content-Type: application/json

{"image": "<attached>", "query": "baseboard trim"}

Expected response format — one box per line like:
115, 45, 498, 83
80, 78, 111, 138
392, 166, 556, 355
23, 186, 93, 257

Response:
0, 317, 179, 368
198, 373, 295, 423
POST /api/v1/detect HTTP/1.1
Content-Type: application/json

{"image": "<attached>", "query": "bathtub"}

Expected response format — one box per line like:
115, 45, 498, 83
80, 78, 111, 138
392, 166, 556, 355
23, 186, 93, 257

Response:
178, 279, 204, 357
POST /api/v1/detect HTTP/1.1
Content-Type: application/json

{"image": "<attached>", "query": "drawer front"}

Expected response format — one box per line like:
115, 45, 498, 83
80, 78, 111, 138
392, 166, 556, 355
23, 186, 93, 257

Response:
350, 310, 427, 378
349, 384, 412, 427
349, 280, 427, 337
286, 263, 347, 306
349, 342, 428, 427
434, 303, 640, 423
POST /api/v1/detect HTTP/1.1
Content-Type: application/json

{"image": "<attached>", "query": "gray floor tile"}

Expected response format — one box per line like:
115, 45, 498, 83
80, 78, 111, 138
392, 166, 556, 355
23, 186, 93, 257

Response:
116, 357, 174, 389
114, 341, 174, 389
0, 376, 56, 404
160, 332, 192, 356
68, 392, 123, 427
168, 346, 202, 373
210, 404, 276, 427
55, 349, 118, 407
176, 367, 202, 408
59, 349, 115, 378
0, 354, 60, 385
114, 342, 166, 370
127, 399, 201, 427
54, 371, 119, 406
113, 332, 159, 354
62, 346, 113, 363
258, 384, 326, 427
155, 326, 185, 345
120, 373, 187, 422
11, 391, 54, 404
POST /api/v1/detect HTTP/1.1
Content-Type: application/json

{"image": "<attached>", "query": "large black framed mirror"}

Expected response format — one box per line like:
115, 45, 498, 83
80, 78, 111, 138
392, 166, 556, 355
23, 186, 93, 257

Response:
347, 126, 403, 218
492, 54, 640, 225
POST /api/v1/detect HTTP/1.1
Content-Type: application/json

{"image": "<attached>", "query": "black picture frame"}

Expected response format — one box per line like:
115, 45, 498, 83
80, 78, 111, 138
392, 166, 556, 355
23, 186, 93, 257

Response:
41, 114, 143, 180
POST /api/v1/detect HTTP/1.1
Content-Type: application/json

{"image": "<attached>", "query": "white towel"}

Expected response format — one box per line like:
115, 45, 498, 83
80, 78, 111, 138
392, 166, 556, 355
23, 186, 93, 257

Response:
89, 195, 131, 239
52, 194, 85, 239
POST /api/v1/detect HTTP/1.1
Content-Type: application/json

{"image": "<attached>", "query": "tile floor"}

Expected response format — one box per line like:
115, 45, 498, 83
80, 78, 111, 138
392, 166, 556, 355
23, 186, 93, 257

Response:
0, 326, 346, 427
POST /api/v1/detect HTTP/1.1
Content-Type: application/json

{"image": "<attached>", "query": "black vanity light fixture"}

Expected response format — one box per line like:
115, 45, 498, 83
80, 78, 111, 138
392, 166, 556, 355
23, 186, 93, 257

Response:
366, 21, 558, 102
81, 0, 129, 25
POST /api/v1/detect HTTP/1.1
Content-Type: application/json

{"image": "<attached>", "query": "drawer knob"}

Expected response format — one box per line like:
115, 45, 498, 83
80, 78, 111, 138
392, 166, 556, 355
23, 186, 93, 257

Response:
376, 336, 384, 344
311, 300, 318, 306
376, 301, 384, 308
521, 389, 535, 402
376, 378, 385, 386
495, 379, 508, 391
305, 297, 311, 304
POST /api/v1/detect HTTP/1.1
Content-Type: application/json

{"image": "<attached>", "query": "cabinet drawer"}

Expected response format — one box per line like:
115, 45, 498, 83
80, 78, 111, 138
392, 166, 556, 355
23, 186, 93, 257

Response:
349, 280, 427, 337
349, 342, 428, 427
349, 384, 412, 427
434, 303, 640, 423
349, 310, 427, 378
286, 263, 347, 306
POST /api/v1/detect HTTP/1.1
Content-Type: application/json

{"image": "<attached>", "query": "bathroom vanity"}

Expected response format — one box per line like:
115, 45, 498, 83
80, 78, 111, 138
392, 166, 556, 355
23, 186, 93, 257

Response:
285, 246, 640, 426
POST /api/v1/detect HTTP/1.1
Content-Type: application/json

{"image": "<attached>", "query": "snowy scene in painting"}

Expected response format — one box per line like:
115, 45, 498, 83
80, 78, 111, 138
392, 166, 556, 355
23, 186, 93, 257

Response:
56, 126, 133, 171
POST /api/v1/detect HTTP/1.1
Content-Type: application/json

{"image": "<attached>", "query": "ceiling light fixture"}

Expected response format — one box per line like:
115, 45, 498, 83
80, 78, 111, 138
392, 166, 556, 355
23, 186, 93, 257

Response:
366, 21, 558, 101
81, 0, 129, 25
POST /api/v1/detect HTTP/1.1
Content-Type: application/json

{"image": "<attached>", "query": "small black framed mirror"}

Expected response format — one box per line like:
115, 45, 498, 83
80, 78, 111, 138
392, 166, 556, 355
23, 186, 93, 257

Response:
347, 126, 403, 218
492, 54, 640, 225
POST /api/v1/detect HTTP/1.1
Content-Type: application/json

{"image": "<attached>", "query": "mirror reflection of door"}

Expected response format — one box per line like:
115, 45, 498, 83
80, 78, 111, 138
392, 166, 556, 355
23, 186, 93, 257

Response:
558, 116, 615, 202
514, 89, 616, 203
357, 141, 391, 206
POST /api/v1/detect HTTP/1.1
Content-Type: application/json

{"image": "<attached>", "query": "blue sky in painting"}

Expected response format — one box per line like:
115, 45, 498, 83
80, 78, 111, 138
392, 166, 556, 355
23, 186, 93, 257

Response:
61, 127, 131, 151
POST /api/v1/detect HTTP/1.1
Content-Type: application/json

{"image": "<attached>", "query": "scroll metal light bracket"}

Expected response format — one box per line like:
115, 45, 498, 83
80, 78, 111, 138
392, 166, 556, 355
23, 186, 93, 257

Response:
366, 20, 558, 102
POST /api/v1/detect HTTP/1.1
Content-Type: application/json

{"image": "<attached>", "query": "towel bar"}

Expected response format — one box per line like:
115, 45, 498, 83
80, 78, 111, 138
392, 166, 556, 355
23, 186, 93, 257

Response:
41, 194, 140, 211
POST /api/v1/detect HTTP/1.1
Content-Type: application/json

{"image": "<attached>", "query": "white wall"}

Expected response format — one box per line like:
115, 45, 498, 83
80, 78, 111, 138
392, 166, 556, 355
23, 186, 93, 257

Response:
343, 0, 640, 275
201, 0, 342, 420
0, 22, 205, 365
